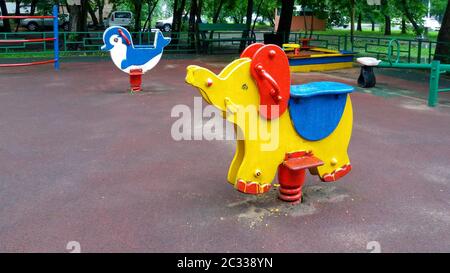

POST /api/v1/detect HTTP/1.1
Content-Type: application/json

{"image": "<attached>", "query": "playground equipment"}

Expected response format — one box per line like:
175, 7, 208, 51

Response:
362, 39, 450, 107
0, 5, 59, 70
357, 57, 381, 88
101, 26, 171, 92
185, 43, 354, 202
283, 39, 356, 72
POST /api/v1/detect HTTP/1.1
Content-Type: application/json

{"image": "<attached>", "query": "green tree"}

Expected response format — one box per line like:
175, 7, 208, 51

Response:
434, 0, 450, 63
396, 0, 426, 36
222, 0, 246, 24
431, 0, 448, 20
142, 0, 160, 31
328, 0, 357, 40
258, 0, 277, 27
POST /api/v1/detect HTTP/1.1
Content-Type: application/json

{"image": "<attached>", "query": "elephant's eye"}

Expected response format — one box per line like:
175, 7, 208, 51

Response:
114, 38, 118, 43
242, 83, 248, 90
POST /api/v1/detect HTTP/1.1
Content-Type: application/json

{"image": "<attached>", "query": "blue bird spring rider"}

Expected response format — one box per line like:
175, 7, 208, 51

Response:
101, 26, 171, 92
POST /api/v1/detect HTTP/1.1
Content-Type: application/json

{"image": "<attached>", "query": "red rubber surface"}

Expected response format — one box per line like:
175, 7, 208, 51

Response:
0, 59, 449, 252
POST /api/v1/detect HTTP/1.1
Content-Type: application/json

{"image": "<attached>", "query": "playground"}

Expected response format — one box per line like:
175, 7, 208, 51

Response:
0, 0, 450, 255
0, 57, 449, 252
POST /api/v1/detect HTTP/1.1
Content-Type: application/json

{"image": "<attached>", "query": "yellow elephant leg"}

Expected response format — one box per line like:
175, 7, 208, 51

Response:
227, 126, 245, 185
312, 95, 353, 182
234, 138, 285, 194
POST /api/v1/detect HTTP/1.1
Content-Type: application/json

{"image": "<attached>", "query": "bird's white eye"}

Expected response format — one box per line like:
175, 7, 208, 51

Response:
113, 37, 118, 43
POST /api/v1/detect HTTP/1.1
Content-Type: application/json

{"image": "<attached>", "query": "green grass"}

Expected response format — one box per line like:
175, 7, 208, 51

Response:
311, 29, 438, 41
251, 26, 439, 41
0, 28, 442, 61
294, 29, 440, 62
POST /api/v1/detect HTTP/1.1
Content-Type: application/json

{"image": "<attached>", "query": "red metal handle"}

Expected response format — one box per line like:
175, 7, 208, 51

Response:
118, 29, 131, 46
255, 64, 280, 93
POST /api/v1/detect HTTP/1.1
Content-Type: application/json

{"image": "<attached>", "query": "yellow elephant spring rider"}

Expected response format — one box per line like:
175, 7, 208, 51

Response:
185, 43, 353, 202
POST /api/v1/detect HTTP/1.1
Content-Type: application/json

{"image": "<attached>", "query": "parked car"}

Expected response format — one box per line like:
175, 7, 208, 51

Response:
20, 14, 69, 31
155, 15, 205, 32
423, 17, 441, 31
155, 17, 173, 32
105, 11, 133, 28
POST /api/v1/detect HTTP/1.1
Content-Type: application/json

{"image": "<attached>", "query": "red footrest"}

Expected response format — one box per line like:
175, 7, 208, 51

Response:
282, 152, 324, 171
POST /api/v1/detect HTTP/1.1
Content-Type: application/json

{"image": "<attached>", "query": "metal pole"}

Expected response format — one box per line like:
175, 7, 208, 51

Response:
53, 5, 59, 71
428, 60, 440, 107
344, 34, 348, 51
378, 62, 433, 69
417, 38, 422, 64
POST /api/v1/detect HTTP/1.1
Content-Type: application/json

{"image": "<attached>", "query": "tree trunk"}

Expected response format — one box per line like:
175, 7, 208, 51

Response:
302, 1, 307, 36
68, 2, 87, 36
143, 0, 159, 31
401, 17, 407, 34
371, 19, 375, 31
197, 0, 203, 23
251, 0, 264, 33
14, 0, 21, 16
188, 0, 198, 31
309, 10, 314, 38
171, 0, 187, 45
212, 0, 224, 23
30, 0, 38, 15
434, 0, 450, 63
172, 0, 186, 33
87, 1, 99, 27
80, 0, 88, 32
133, 0, 142, 31
188, 0, 198, 48
14, 0, 22, 32
384, 15, 391, 35
357, 12, 362, 31
239, 0, 253, 52
350, 0, 355, 43
209, 0, 225, 40
381, 0, 390, 35
400, 0, 422, 36
172, 0, 179, 31
0, 0, 11, 32
196, 0, 204, 50
95, 0, 104, 25
276, 0, 294, 43
68, 4, 81, 32
265, 10, 275, 27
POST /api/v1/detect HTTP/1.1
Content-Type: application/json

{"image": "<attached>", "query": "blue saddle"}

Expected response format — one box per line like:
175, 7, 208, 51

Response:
289, 81, 353, 141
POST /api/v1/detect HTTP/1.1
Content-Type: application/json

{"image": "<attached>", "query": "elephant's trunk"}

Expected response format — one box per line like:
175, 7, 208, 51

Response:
185, 65, 219, 106
185, 65, 201, 86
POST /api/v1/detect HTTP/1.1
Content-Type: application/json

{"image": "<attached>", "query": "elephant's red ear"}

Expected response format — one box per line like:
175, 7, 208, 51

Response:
250, 44, 290, 120
240, 43, 264, 59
